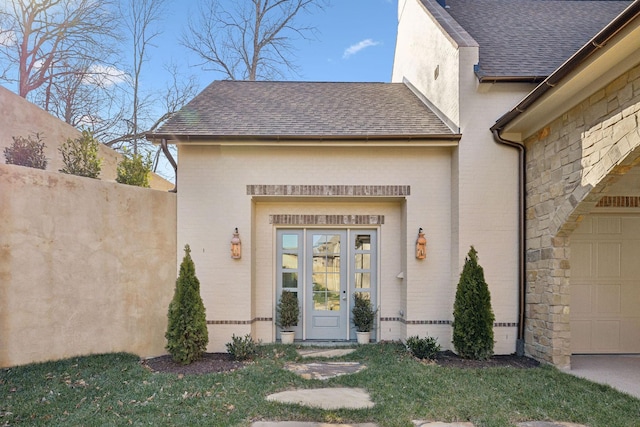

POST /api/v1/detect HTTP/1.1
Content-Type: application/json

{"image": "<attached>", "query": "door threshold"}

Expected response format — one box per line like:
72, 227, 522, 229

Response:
297, 340, 356, 347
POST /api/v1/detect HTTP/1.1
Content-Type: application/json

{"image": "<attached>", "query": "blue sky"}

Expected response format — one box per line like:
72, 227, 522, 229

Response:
148, 0, 399, 90
142, 0, 399, 181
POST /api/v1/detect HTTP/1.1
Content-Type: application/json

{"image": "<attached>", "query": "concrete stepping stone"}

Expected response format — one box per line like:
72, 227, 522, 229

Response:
266, 387, 374, 410
297, 349, 356, 359
517, 423, 587, 427
413, 422, 474, 427
285, 362, 366, 380
252, 423, 377, 427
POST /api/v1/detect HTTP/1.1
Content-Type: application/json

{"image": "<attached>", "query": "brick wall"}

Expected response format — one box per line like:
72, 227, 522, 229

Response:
177, 144, 464, 352
524, 63, 640, 367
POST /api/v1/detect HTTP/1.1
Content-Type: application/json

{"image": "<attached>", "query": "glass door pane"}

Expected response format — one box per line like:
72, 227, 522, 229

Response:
306, 230, 347, 340
276, 230, 303, 340
350, 230, 377, 340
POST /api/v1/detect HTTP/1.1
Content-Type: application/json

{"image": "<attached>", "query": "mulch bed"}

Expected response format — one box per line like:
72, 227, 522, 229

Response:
142, 350, 539, 375
142, 353, 245, 375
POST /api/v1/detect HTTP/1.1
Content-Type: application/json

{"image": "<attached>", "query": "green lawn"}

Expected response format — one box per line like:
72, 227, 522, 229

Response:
1, 343, 639, 427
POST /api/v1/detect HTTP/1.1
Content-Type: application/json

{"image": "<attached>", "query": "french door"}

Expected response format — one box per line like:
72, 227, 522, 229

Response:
276, 229, 377, 341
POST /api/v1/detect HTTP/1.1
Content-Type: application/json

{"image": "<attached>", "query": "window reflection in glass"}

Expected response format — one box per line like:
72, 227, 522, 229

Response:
355, 291, 371, 301
313, 291, 326, 310
355, 235, 371, 251
326, 274, 340, 292
328, 292, 340, 310
282, 253, 298, 270
283, 272, 298, 288
355, 254, 370, 270
282, 234, 298, 250
355, 272, 371, 289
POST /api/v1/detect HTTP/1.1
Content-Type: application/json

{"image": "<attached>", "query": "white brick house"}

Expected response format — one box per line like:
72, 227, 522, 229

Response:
148, 0, 639, 366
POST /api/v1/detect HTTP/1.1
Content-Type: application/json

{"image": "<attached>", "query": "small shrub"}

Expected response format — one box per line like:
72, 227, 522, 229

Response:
276, 291, 299, 331
406, 335, 441, 360
58, 130, 102, 178
352, 292, 376, 332
165, 245, 209, 365
116, 148, 151, 187
452, 246, 495, 360
226, 334, 258, 361
4, 134, 47, 169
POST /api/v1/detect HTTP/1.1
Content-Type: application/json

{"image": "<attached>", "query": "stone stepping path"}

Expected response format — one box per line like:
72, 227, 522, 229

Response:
252, 423, 377, 427
253, 422, 588, 427
259, 348, 588, 427
266, 387, 374, 410
516, 423, 587, 427
297, 348, 356, 359
413, 423, 474, 427
413, 423, 587, 427
285, 362, 366, 380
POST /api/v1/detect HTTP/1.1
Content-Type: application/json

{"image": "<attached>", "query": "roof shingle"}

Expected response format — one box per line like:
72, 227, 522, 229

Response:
435, 0, 632, 79
152, 81, 455, 140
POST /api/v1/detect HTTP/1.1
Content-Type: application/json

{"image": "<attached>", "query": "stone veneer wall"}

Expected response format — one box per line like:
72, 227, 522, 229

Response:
524, 63, 640, 367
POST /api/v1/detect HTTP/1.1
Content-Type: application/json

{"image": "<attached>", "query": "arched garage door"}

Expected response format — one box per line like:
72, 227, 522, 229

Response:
571, 214, 640, 354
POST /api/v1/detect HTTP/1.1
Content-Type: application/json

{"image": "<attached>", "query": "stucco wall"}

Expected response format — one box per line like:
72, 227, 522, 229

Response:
0, 163, 177, 368
0, 86, 173, 191
176, 144, 460, 352
523, 62, 640, 367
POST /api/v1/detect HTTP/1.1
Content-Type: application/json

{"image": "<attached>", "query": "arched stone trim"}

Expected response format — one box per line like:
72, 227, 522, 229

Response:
524, 63, 640, 367
553, 111, 640, 237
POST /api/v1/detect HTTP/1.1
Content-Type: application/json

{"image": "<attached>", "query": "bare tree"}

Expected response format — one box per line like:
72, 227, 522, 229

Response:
120, 0, 166, 154
104, 63, 199, 150
31, 59, 129, 139
104, 0, 198, 171
182, 0, 327, 81
0, 0, 119, 99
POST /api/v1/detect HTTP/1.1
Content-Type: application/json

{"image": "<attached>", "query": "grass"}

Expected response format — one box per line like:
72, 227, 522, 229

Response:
1, 342, 639, 427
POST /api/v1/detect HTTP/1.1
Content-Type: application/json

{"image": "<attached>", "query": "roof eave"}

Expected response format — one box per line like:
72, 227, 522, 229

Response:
490, 0, 640, 134
146, 133, 462, 146
477, 75, 549, 84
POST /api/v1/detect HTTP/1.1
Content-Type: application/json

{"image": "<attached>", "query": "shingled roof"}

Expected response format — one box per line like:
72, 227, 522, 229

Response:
150, 81, 457, 141
434, 0, 632, 81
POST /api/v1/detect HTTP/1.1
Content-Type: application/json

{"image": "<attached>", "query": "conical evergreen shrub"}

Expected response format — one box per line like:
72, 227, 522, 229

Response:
165, 245, 209, 364
452, 246, 495, 360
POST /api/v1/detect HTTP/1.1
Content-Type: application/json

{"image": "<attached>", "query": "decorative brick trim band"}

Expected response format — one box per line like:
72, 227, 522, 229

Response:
270, 214, 384, 225
381, 318, 517, 328
596, 196, 640, 208
406, 320, 452, 325
207, 317, 272, 325
207, 318, 517, 327
247, 185, 410, 197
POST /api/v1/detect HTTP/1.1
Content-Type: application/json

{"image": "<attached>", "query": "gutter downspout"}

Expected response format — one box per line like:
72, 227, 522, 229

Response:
160, 138, 178, 193
492, 129, 526, 356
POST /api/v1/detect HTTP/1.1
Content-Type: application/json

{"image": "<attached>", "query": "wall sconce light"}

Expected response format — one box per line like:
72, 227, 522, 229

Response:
416, 227, 427, 259
231, 228, 242, 259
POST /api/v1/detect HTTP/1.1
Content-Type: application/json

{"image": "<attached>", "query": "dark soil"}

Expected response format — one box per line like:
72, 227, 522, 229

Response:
434, 350, 540, 369
142, 353, 245, 375
143, 350, 539, 375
